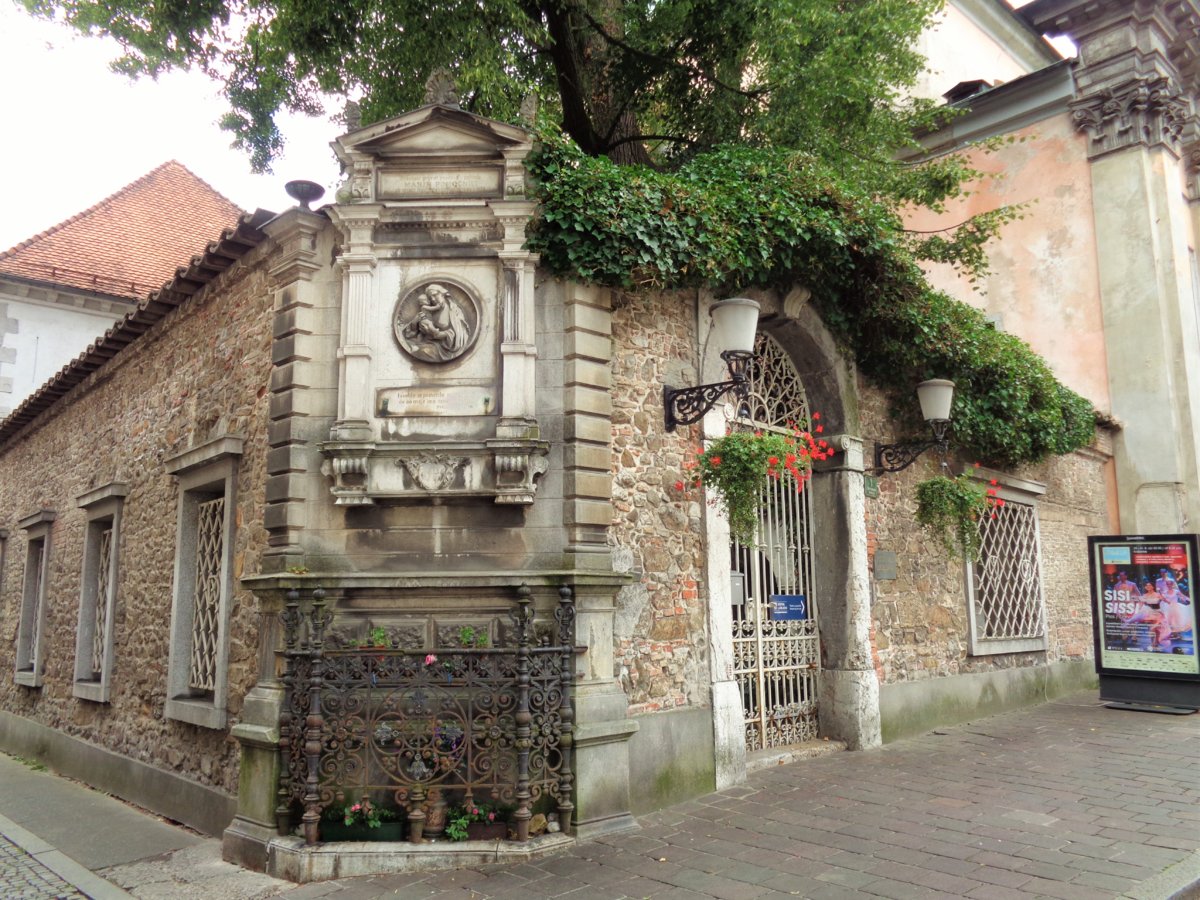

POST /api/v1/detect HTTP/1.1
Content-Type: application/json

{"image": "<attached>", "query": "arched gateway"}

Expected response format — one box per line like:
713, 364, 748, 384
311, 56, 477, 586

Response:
731, 333, 820, 750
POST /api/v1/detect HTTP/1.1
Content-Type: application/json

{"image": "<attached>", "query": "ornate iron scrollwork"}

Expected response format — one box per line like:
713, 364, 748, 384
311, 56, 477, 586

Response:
663, 351, 752, 432
276, 583, 578, 845
872, 419, 950, 474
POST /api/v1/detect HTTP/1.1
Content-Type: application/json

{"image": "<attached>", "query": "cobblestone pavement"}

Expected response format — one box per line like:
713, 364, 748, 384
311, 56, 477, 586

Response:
289, 693, 1200, 899
0, 834, 86, 900
2, 692, 1198, 899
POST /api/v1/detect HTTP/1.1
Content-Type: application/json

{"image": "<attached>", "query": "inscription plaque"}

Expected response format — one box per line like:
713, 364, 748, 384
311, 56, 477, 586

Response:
378, 385, 495, 417
379, 167, 502, 199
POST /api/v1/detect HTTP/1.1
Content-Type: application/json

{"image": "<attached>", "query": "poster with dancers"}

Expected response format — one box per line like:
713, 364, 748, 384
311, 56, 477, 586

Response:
1089, 534, 1199, 680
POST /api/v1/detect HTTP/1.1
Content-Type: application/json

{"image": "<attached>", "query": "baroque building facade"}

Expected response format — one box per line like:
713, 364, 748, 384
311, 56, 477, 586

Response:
0, 0, 1181, 880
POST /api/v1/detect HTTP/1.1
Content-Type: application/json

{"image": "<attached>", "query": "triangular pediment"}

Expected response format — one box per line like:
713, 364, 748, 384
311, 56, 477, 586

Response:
335, 105, 529, 164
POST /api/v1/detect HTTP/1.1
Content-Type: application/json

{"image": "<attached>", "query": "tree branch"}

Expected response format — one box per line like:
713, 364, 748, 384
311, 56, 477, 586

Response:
576, 6, 768, 100
602, 132, 700, 151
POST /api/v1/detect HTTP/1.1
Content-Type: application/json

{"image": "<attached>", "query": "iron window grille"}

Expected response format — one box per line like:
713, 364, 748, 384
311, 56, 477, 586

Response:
965, 481, 1048, 656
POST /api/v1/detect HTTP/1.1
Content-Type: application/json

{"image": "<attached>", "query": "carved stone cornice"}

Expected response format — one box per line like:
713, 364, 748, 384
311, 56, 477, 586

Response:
318, 438, 550, 505
1071, 76, 1190, 158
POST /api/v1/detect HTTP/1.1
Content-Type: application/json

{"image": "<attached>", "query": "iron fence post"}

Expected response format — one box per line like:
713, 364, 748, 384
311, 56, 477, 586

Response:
556, 583, 576, 834
513, 584, 533, 840
274, 588, 303, 835
301, 588, 328, 844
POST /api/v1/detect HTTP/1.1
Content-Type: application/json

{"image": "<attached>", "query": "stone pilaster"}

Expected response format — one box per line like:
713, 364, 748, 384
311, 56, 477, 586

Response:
702, 468, 747, 788
325, 207, 380, 442
571, 580, 638, 838
262, 208, 328, 561
811, 436, 881, 750
493, 203, 539, 441
223, 589, 287, 871
562, 283, 616, 566
1026, 0, 1200, 532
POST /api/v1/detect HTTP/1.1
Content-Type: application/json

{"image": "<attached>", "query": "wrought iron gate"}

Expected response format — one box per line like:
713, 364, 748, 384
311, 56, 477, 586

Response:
730, 333, 820, 751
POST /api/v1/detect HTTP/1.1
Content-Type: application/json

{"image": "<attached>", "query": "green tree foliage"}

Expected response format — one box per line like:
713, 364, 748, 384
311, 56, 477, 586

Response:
22, 0, 948, 181
22, 0, 1096, 469
526, 137, 1096, 467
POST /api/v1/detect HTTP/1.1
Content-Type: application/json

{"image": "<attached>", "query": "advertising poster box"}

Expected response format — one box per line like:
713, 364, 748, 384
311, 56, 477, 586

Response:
1088, 534, 1200, 711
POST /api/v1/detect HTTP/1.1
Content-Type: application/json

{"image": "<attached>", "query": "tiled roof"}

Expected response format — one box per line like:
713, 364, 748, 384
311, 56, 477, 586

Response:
0, 208, 275, 447
0, 161, 245, 299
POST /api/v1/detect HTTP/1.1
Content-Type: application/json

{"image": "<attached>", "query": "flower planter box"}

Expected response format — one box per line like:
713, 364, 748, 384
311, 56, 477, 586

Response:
320, 820, 406, 842
466, 821, 508, 841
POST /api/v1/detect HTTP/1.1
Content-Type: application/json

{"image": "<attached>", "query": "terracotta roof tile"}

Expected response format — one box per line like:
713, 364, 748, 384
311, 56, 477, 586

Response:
0, 161, 245, 299
0, 208, 275, 446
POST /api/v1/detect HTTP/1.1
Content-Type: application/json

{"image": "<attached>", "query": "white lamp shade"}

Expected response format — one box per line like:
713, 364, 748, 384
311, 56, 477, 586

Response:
916, 379, 955, 422
710, 298, 760, 354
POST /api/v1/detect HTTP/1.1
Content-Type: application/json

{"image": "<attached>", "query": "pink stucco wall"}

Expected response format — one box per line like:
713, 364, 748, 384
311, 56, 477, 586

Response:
906, 111, 1111, 415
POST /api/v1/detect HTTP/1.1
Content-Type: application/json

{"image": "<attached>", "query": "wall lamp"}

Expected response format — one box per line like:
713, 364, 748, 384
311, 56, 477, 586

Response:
873, 379, 956, 473
664, 298, 760, 432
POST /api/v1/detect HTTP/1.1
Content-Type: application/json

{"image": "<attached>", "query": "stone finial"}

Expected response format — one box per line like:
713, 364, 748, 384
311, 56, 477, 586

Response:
424, 68, 460, 108
519, 93, 538, 126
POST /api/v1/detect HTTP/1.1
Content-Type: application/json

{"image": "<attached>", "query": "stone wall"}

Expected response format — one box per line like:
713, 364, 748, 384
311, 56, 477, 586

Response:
861, 383, 1110, 685
607, 286, 1109, 716
0, 248, 274, 796
608, 288, 710, 714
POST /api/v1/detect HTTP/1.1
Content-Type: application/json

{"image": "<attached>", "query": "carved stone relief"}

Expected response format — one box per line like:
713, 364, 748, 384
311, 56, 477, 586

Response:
397, 453, 469, 492
492, 445, 550, 505
326, 622, 426, 650
393, 281, 481, 364
1071, 76, 1189, 158
322, 104, 547, 505
423, 68, 460, 108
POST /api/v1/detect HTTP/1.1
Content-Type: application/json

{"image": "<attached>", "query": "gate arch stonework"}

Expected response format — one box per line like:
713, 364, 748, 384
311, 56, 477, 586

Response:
700, 292, 881, 787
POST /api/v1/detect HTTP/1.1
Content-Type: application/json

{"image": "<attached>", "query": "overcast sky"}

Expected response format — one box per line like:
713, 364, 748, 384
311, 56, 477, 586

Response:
0, 3, 343, 251
0, 2, 1041, 253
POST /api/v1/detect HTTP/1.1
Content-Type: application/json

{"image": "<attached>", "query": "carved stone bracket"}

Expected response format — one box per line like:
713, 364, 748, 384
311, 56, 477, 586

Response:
321, 444, 376, 506
1071, 76, 1190, 158
488, 440, 552, 505
319, 439, 549, 505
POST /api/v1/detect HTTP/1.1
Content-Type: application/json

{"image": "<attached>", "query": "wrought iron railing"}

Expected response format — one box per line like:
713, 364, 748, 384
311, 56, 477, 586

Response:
275, 584, 576, 844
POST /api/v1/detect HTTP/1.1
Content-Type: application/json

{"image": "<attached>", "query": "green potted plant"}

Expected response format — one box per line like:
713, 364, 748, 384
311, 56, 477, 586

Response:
445, 802, 507, 841
684, 418, 833, 546
915, 471, 1001, 560
456, 625, 489, 648
320, 794, 405, 842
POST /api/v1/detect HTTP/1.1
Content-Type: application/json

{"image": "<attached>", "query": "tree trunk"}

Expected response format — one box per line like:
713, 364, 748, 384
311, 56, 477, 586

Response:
541, 0, 653, 166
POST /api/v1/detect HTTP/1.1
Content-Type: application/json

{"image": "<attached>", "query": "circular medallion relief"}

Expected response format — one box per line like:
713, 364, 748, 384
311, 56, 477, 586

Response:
393, 281, 481, 363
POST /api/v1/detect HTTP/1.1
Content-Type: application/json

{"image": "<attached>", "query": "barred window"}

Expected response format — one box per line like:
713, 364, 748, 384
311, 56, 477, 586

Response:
188, 496, 225, 693
74, 483, 128, 703
966, 477, 1048, 656
165, 435, 242, 730
15, 510, 56, 688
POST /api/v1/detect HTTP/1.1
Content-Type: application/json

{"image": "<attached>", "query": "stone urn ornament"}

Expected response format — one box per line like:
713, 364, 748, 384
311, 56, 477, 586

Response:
423, 788, 448, 838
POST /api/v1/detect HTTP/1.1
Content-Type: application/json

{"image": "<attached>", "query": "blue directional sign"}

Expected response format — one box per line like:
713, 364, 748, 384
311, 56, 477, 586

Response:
771, 594, 808, 620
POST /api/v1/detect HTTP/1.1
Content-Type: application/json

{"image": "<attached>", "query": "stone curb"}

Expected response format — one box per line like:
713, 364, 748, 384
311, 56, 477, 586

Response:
0, 811, 134, 899
1123, 850, 1200, 900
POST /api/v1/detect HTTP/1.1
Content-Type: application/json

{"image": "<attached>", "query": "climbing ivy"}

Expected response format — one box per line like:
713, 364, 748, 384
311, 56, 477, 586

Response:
525, 133, 1095, 468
